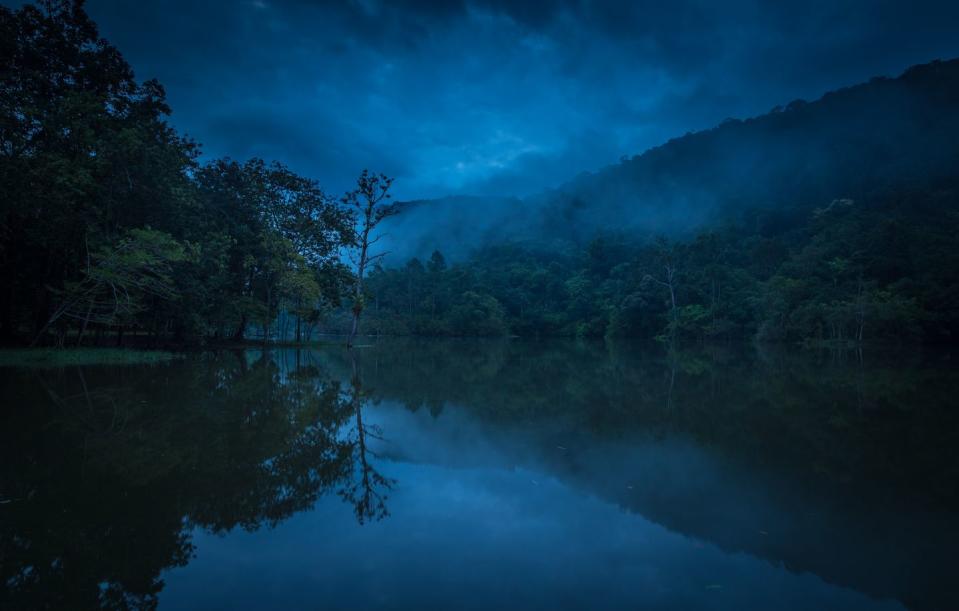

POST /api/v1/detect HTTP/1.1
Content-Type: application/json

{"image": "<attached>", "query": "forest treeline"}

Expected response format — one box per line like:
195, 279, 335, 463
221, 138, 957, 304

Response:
3, 1, 959, 346
355, 188, 959, 343
0, 1, 366, 346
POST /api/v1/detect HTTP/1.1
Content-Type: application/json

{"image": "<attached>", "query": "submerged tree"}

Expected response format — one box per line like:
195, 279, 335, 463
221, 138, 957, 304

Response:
343, 170, 397, 348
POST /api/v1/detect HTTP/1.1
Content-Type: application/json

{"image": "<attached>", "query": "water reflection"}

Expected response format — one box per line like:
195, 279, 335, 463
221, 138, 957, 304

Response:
341, 350, 395, 524
1, 340, 957, 610
0, 350, 386, 609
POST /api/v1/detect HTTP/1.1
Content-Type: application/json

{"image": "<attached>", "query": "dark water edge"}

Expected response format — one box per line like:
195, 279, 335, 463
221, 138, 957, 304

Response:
1, 339, 957, 610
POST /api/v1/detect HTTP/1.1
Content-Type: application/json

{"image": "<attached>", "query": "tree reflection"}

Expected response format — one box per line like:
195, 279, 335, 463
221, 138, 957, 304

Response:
4, 340, 959, 610
0, 350, 394, 610
339, 350, 395, 524
343, 338, 959, 611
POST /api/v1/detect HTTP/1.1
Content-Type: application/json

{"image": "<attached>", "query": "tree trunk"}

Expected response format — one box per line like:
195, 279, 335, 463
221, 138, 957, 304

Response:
347, 237, 369, 349
233, 313, 247, 342
0, 278, 14, 344
263, 286, 271, 346
348, 308, 361, 348
76, 302, 94, 347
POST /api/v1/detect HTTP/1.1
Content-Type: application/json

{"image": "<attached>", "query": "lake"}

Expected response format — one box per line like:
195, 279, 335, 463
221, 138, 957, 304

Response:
1, 339, 957, 610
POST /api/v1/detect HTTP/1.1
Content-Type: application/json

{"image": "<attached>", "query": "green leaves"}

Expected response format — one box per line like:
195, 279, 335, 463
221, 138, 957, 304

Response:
50, 228, 186, 326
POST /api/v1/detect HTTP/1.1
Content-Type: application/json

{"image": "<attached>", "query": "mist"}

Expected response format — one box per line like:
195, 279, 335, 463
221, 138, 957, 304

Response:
377, 59, 959, 262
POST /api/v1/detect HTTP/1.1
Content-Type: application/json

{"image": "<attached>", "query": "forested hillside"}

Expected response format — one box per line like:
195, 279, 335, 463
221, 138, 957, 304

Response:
357, 191, 959, 342
385, 59, 959, 256
356, 61, 959, 343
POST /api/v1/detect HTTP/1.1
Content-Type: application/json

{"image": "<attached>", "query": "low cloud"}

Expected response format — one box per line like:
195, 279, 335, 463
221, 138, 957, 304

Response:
62, 0, 959, 200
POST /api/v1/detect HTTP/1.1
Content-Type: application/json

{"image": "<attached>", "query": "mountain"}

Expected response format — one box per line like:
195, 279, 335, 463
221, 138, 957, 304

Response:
384, 58, 959, 259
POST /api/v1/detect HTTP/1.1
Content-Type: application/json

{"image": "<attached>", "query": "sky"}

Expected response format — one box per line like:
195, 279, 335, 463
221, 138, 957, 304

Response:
27, 0, 959, 200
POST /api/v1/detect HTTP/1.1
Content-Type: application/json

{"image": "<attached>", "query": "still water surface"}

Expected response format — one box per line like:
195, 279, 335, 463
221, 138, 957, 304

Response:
2, 340, 957, 610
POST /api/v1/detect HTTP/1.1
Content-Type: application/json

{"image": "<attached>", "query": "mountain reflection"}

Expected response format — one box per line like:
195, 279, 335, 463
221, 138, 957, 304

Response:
2, 340, 958, 610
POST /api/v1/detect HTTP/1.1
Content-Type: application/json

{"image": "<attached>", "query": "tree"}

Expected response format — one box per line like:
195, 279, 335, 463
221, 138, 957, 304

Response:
448, 291, 508, 337
342, 170, 398, 348
33, 228, 187, 346
0, 0, 198, 343
643, 238, 681, 337
192, 159, 350, 344
427, 250, 447, 274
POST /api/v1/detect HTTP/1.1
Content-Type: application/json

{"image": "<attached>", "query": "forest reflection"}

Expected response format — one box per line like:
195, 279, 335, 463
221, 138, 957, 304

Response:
0, 349, 393, 610
2, 340, 958, 610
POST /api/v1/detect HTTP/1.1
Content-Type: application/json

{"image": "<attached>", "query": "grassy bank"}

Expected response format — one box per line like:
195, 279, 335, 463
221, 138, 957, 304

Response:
0, 348, 183, 368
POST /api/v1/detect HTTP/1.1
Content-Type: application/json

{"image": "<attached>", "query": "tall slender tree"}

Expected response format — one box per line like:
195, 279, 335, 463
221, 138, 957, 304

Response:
343, 170, 397, 348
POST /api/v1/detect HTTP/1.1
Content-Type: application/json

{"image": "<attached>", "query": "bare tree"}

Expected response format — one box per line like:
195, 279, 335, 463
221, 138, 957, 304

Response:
643, 238, 680, 333
647, 262, 678, 319
343, 170, 397, 348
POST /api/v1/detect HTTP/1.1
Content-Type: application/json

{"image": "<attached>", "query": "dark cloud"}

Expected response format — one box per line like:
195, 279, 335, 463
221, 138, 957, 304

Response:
10, 0, 958, 199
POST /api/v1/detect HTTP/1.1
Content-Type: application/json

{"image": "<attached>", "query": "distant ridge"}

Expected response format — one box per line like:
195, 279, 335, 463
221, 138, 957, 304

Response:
385, 58, 959, 259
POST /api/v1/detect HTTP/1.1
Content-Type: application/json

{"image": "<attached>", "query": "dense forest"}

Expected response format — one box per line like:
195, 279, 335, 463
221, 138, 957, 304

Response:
0, 1, 366, 346
3, 1, 959, 347
354, 191, 959, 342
